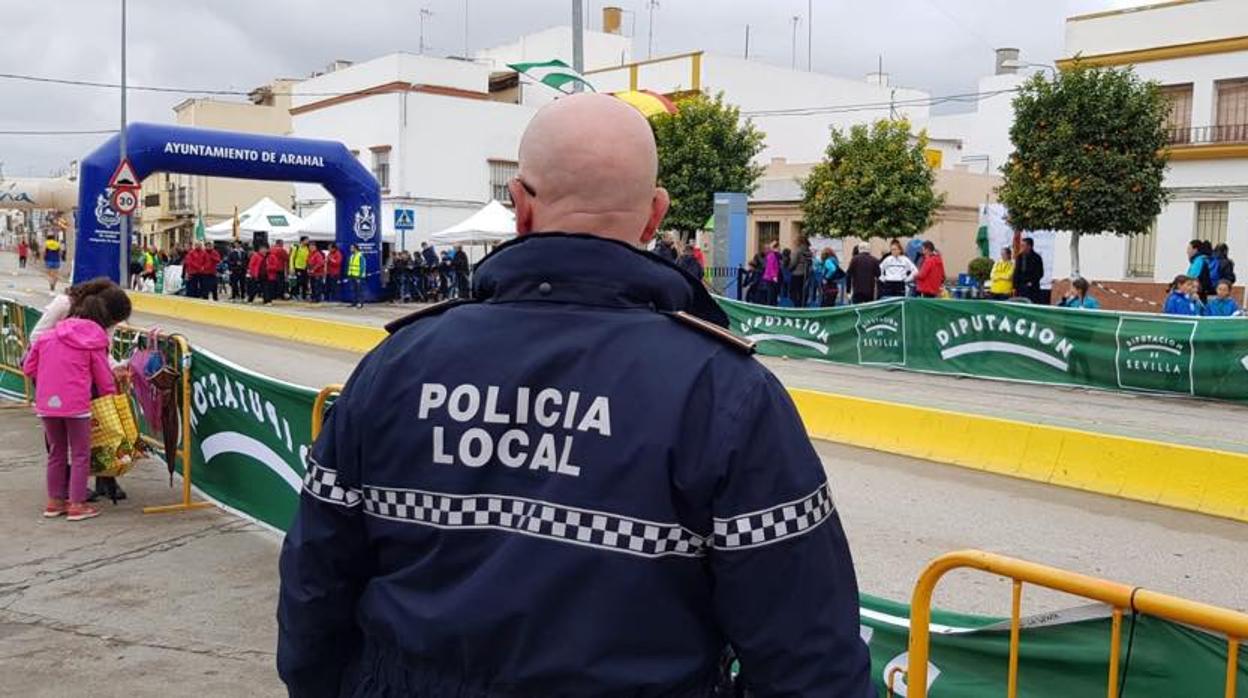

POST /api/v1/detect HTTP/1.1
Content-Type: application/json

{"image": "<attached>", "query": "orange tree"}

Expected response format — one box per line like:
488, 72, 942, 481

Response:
651, 93, 765, 240
801, 119, 943, 241
998, 65, 1170, 277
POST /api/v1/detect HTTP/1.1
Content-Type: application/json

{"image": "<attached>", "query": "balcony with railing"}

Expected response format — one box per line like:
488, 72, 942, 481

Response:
1166, 123, 1248, 146
166, 185, 194, 214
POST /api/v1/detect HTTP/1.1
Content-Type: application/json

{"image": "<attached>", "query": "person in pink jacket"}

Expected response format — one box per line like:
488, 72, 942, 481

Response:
23, 281, 132, 521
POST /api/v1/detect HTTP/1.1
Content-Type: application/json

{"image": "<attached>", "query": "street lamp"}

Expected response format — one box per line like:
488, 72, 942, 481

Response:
1000, 59, 1058, 76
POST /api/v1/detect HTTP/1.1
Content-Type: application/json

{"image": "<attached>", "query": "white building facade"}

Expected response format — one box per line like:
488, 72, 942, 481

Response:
289, 53, 537, 250
586, 53, 930, 164
933, 0, 1248, 285
288, 9, 934, 253
1061, 0, 1248, 284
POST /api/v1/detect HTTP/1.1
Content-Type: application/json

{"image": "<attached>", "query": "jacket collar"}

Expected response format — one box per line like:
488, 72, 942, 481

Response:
471, 232, 729, 327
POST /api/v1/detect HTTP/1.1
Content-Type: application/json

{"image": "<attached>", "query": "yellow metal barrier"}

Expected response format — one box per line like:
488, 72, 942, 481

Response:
311, 384, 343, 441
107, 328, 213, 515
900, 550, 1248, 698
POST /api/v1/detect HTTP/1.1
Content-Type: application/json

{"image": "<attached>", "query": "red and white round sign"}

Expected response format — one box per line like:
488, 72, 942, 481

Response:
111, 188, 139, 215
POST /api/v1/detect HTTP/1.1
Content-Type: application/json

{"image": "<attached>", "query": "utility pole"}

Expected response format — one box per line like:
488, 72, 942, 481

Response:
790, 15, 800, 69
744, 24, 750, 59
418, 8, 433, 54
463, 0, 469, 57
807, 0, 813, 71
119, 0, 129, 288
572, 0, 584, 92
646, 0, 659, 59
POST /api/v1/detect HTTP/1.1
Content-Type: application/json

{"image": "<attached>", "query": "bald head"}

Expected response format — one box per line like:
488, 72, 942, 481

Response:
511, 93, 669, 246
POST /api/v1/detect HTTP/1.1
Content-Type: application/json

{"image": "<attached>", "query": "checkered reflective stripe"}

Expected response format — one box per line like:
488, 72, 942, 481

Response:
713, 482, 834, 551
362, 486, 708, 559
303, 459, 362, 508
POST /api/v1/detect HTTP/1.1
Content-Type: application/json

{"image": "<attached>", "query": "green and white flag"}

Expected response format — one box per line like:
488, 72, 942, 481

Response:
194, 212, 206, 242
507, 59, 595, 94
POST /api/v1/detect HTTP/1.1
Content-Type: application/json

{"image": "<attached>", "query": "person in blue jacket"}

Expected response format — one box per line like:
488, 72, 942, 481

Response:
1058, 277, 1101, 309
277, 93, 873, 698
1204, 279, 1243, 317
1164, 275, 1204, 316
1186, 239, 1214, 302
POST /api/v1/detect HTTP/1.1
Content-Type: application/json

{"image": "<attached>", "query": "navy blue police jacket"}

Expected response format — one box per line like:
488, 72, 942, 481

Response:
277, 233, 872, 698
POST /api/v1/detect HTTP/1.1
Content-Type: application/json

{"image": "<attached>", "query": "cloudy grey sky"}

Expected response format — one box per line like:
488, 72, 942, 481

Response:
1, 0, 1148, 176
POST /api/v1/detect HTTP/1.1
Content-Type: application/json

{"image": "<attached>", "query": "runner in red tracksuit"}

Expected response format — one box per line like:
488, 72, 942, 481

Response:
266, 241, 289, 304
202, 245, 222, 301
325, 245, 343, 302
307, 245, 327, 303
183, 244, 206, 298
247, 246, 267, 303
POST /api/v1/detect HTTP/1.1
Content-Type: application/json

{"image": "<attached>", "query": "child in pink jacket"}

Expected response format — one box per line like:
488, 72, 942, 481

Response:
23, 282, 132, 521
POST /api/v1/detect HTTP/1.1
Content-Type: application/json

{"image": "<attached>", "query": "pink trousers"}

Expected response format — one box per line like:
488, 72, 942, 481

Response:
43, 417, 93, 504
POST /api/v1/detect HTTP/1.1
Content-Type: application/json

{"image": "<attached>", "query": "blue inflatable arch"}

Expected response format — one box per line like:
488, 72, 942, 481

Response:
75, 122, 382, 301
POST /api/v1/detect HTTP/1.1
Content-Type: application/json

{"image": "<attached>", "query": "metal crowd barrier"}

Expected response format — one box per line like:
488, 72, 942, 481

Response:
894, 550, 1248, 698
0, 297, 33, 403
311, 383, 344, 441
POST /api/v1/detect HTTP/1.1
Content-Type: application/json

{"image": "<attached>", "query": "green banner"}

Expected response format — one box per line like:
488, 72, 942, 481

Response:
860, 596, 1247, 696
718, 297, 1248, 403
185, 349, 314, 531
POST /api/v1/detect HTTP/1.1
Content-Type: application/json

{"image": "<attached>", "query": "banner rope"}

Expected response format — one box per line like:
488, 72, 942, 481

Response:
1091, 280, 1161, 309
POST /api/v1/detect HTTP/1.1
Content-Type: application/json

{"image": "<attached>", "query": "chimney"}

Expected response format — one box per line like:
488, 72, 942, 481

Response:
865, 72, 889, 87
603, 6, 623, 35
995, 48, 1020, 75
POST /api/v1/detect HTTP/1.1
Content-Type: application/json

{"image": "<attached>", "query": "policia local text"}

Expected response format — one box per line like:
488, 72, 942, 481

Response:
418, 383, 613, 478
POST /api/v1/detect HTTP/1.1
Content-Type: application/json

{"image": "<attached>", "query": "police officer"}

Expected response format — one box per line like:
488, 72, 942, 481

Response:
278, 93, 872, 697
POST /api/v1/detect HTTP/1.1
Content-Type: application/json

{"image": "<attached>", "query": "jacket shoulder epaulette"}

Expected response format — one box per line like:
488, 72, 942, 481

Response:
664, 311, 755, 355
385, 299, 476, 334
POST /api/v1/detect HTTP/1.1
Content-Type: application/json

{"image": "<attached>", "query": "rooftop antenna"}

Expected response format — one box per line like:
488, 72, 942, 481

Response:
807, 0, 813, 70
646, 0, 659, 59
790, 15, 801, 69
419, 8, 433, 55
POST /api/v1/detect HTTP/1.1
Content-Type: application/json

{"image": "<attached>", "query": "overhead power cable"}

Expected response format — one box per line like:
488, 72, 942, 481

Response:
0, 128, 119, 136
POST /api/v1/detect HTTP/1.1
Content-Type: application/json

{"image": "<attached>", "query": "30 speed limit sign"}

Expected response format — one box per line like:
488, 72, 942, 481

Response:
111, 188, 139, 215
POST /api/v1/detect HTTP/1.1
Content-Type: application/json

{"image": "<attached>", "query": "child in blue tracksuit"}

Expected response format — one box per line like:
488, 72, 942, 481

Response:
1164, 275, 1204, 316
1204, 280, 1243, 317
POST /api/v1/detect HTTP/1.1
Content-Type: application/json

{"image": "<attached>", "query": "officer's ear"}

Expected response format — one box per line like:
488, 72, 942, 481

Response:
510, 179, 534, 236
640, 187, 670, 247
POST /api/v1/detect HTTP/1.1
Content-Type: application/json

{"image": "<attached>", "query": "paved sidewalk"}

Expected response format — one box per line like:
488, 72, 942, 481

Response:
0, 408, 282, 697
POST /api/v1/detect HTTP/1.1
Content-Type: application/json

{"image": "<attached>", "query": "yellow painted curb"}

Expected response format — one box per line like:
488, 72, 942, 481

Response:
130, 293, 387, 354
127, 294, 1248, 523
790, 388, 1248, 524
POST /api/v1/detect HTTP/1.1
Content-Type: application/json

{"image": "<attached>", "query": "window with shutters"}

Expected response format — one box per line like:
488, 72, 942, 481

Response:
1161, 84, 1193, 144
489, 160, 518, 203
1215, 79, 1248, 143
1195, 202, 1229, 247
1125, 222, 1156, 279
756, 221, 779, 253
371, 147, 391, 192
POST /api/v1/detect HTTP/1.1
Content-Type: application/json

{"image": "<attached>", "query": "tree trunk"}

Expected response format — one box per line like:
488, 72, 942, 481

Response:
1069, 231, 1082, 279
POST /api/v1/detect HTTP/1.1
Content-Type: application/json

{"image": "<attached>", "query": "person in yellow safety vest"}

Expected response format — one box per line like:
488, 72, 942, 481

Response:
988, 247, 1015, 300
291, 236, 312, 300
346, 244, 365, 308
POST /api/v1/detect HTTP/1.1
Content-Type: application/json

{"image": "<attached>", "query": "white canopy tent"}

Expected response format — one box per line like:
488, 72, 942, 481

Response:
430, 200, 516, 246
299, 200, 395, 243
205, 197, 304, 243
298, 201, 338, 242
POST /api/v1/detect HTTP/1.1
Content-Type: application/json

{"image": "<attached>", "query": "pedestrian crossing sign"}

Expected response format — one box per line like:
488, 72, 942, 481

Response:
394, 208, 415, 230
